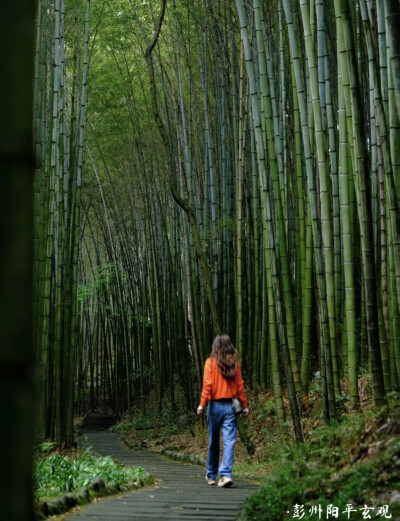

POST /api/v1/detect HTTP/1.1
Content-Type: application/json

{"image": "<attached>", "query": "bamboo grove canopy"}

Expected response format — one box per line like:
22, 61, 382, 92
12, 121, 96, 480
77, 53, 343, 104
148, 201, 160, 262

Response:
33, 0, 400, 446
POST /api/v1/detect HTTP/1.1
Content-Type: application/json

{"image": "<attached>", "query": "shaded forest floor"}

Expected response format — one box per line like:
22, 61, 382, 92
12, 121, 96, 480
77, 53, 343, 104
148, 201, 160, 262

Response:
103, 375, 376, 478
83, 375, 400, 520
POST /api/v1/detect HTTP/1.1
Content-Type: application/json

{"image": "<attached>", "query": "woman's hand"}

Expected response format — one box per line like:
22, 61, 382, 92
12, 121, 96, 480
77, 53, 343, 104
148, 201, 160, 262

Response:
242, 408, 249, 419
197, 406, 203, 415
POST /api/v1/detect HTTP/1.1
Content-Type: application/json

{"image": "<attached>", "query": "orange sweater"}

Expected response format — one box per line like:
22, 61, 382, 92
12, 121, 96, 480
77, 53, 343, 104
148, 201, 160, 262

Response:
200, 358, 248, 409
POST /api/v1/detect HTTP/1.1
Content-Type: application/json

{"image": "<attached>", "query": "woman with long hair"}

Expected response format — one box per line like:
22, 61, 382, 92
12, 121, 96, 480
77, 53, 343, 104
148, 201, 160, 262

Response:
197, 334, 249, 487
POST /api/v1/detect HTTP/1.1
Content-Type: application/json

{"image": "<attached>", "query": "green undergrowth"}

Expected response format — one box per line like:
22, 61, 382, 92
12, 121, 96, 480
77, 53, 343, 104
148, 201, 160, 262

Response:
35, 445, 146, 502
110, 411, 195, 438
110, 389, 196, 438
233, 460, 274, 478
241, 409, 400, 521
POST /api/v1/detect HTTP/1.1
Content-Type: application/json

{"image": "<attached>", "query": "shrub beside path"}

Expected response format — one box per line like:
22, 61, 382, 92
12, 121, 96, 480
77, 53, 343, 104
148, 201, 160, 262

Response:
66, 430, 258, 520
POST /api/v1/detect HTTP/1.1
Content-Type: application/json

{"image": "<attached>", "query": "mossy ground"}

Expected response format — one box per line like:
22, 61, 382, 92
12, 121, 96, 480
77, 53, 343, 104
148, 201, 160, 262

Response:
241, 409, 399, 520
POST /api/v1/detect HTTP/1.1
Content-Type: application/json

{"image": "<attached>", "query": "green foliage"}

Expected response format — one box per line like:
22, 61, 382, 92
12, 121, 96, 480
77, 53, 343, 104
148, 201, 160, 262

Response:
241, 412, 400, 521
110, 387, 196, 438
110, 416, 153, 432
78, 262, 127, 306
248, 399, 276, 425
335, 392, 351, 414
308, 372, 321, 397
34, 446, 146, 501
110, 408, 195, 438
387, 390, 400, 408
233, 461, 272, 478
200, 216, 237, 246
39, 441, 57, 453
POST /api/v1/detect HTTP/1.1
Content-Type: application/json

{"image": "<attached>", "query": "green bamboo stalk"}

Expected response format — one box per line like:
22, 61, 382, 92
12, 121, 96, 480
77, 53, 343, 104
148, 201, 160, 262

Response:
358, 0, 393, 393
237, 0, 303, 441
144, 0, 221, 335
384, 0, 400, 122
283, 0, 336, 421
236, 43, 245, 361
301, 202, 313, 390
299, 0, 340, 397
337, 46, 358, 407
254, 0, 308, 410
334, 0, 386, 408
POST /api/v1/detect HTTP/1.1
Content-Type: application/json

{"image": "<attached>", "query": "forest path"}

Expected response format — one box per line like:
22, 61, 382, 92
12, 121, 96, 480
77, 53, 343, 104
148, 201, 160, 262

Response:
66, 430, 258, 520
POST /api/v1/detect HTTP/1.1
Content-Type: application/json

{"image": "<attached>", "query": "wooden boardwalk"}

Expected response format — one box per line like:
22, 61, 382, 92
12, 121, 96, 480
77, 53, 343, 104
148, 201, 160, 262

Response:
66, 431, 258, 521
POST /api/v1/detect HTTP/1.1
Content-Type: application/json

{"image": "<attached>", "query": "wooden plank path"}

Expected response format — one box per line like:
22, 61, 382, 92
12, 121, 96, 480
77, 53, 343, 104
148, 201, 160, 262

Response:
66, 431, 258, 521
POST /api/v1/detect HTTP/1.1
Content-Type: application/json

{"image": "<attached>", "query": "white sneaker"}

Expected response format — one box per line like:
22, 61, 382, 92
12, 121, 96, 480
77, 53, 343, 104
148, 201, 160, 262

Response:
205, 475, 217, 485
217, 476, 233, 487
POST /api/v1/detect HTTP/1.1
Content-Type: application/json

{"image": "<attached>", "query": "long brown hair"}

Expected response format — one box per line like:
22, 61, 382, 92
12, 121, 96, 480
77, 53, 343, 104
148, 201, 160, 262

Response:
210, 334, 239, 379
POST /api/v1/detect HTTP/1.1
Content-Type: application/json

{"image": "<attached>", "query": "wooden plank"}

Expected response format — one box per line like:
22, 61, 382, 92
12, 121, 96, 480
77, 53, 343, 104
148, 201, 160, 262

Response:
64, 431, 259, 520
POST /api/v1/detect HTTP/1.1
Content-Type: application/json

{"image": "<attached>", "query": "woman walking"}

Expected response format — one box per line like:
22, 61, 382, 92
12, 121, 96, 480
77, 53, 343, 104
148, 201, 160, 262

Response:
197, 334, 249, 487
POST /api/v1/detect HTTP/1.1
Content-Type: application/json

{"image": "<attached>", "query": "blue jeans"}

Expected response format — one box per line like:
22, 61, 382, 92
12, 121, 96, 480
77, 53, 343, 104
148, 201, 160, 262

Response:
206, 400, 237, 479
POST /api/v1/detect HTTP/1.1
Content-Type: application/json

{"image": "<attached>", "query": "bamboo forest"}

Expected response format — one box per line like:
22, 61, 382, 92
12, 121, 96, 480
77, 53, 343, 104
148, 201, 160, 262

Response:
2, 0, 400, 520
